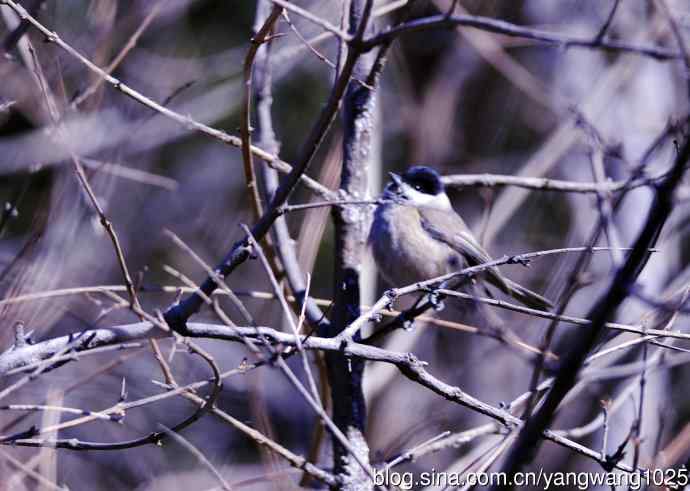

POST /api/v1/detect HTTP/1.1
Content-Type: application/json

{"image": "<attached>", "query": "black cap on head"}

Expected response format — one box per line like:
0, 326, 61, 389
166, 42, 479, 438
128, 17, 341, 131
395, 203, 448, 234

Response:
402, 166, 444, 196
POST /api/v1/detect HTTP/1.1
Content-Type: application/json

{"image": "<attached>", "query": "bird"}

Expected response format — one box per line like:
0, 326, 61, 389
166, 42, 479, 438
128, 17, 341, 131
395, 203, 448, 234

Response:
368, 165, 552, 311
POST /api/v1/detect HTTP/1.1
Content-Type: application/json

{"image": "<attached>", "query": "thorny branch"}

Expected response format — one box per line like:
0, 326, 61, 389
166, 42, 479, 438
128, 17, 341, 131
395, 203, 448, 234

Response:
2, 0, 690, 488
0, 320, 640, 474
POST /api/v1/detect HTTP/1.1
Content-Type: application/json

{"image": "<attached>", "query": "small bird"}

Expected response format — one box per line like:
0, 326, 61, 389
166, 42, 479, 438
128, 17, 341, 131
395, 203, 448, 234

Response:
369, 166, 552, 311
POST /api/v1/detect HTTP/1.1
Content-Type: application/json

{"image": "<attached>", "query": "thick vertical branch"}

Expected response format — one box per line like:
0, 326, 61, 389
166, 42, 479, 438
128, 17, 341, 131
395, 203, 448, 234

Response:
326, 1, 376, 489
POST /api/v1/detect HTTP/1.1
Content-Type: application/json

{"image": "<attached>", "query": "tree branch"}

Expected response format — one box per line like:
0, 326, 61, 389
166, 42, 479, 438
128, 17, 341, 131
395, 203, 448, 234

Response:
361, 12, 681, 60
325, 0, 377, 488
0, 320, 639, 474
498, 133, 690, 486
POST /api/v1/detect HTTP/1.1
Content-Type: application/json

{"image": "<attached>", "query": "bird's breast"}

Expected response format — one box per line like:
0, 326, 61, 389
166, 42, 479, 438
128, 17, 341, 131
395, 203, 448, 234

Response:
369, 204, 462, 287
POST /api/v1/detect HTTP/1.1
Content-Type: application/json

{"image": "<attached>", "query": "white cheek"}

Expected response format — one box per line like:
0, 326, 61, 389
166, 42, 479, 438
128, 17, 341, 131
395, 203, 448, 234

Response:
405, 187, 452, 211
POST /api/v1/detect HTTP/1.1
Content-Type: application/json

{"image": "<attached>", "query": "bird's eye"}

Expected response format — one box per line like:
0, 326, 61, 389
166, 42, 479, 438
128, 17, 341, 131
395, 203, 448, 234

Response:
414, 185, 421, 191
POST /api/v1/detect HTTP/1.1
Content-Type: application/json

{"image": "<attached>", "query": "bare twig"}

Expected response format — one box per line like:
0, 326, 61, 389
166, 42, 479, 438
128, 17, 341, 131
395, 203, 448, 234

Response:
337, 246, 635, 341
441, 170, 674, 193
241, 6, 283, 221
361, 12, 681, 60
162, 0, 372, 334
250, 0, 331, 334
2, 338, 222, 451
70, 0, 167, 108
0, 320, 640, 474
593, 0, 622, 43
242, 225, 322, 405
498, 133, 690, 486
655, 0, 690, 99
0, 0, 335, 200
269, 0, 352, 42
0, 448, 67, 491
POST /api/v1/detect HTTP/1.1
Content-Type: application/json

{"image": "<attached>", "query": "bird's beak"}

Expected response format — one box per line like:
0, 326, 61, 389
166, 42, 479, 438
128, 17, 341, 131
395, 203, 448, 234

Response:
388, 172, 403, 188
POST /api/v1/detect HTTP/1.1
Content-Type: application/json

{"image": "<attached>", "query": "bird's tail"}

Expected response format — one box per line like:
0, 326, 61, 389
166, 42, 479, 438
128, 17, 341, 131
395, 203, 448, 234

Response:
503, 278, 553, 311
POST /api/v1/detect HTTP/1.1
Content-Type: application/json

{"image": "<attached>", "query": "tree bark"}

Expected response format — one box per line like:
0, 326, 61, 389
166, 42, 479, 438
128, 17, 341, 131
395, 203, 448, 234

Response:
326, 1, 377, 489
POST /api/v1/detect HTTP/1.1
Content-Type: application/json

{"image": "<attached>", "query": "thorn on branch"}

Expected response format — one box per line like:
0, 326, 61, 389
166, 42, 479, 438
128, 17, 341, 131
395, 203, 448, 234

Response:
173, 288, 184, 305
119, 377, 128, 403
250, 32, 286, 46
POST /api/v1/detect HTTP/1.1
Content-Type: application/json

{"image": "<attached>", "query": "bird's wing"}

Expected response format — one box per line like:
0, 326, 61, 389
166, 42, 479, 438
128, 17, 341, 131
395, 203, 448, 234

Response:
418, 207, 510, 292
418, 207, 491, 264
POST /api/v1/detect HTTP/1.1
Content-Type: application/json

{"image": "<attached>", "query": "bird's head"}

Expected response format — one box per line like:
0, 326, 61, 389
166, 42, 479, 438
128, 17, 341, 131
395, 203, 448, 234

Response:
383, 166, 451, 210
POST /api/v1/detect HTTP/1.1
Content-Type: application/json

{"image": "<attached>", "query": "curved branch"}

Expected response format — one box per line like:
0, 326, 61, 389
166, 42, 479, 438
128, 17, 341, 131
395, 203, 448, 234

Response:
241, 6, 283, 221
0, 320, 638, 473
1, 339, 222, 450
